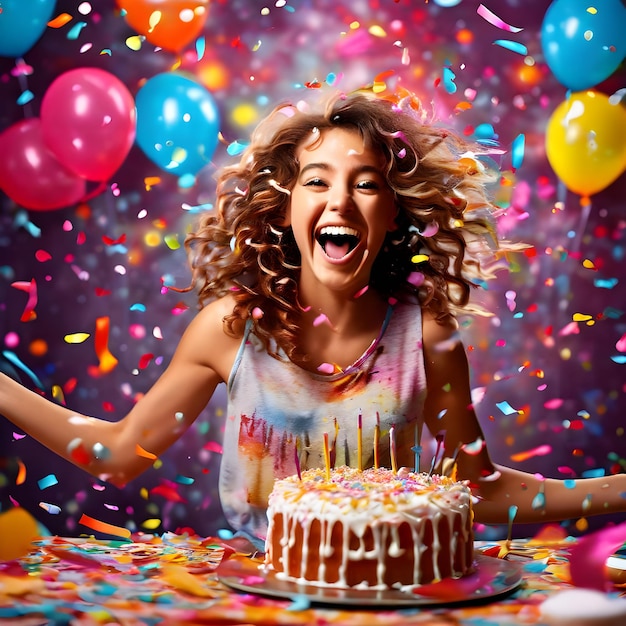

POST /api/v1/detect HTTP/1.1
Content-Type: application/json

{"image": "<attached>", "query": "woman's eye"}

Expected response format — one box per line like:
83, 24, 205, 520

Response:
356, 180, 379, 190
304, 178, 327, 187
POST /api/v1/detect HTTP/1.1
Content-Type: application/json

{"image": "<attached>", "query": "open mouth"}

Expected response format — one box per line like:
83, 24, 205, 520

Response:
316, 226, 361, 260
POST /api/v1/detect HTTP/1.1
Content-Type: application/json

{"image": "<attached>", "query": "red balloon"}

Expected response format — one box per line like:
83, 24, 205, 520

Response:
40, 67, 136, 182
0, 118, 86, 211
117, 0, 209, 52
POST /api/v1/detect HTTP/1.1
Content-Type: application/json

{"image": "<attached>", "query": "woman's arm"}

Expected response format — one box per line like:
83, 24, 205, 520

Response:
0, 296, 240, 487
420, 310, 626, 525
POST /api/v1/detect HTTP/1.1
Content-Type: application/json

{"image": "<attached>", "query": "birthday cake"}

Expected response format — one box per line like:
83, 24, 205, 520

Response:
264, 466, 474, 589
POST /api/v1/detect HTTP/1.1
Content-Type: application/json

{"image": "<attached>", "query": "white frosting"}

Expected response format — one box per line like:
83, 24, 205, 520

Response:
264, 466, 473, 588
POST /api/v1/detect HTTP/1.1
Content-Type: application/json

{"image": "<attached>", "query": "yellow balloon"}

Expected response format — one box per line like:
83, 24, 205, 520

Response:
545, 91, 626, 197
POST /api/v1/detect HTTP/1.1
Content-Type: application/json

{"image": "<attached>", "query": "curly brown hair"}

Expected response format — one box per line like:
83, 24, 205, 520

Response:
184, 88, 507, 360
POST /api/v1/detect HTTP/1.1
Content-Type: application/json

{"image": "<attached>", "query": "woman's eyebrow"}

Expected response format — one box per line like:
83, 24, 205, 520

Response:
299, 162, 331, 176
298, 162, 383, 176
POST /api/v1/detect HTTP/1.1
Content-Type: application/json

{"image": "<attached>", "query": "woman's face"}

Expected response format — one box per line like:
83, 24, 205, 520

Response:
286, 127, 397, 299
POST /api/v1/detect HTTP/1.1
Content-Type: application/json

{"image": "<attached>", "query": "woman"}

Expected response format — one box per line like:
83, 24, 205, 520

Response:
1, 90, 624, 542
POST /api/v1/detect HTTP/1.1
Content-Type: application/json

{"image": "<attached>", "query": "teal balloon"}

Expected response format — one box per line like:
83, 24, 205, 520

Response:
0, 0, 56, 58
135, 72, 220, 179
541, 0, 626, 90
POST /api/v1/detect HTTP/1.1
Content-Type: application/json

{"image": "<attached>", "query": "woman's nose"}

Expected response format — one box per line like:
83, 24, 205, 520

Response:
328, 186, 354, 213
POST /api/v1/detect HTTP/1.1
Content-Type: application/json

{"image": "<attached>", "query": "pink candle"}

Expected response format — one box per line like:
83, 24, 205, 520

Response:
294, 437, 302, 481
357, 413, 363, 472
374, 412, 380, 470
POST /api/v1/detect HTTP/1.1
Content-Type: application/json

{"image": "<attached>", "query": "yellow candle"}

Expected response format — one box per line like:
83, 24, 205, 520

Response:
374, 427, 380, 470
323, 432, 331, 481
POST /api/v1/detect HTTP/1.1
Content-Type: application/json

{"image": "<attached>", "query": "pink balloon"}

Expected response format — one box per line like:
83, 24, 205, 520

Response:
40, 67, 136, 182
0, 118, 87, 211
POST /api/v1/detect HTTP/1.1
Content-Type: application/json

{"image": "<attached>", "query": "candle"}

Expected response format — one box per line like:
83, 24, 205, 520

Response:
294, 437, 302, 481
429, 430, 445, 476
390, 425, 397, 474
323, 432, 331, 481
357, 413, 363, 472
413, 421, 423, 473
374, 412, 380, 470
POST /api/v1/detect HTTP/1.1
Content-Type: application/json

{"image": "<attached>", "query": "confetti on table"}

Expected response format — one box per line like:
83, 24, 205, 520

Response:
0, 508, 41, 560
568, 521, 626, 591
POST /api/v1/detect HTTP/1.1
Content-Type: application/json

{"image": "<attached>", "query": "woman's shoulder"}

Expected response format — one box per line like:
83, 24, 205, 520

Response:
190, 295, 245, 340
180, 294, 245, 380
421, 307, 459, 347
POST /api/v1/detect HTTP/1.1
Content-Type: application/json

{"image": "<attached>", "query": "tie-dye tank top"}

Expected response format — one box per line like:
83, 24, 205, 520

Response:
220, 300, 427, 540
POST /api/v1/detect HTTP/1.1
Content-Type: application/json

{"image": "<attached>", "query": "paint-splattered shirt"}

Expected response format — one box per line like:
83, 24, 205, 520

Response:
220, 300, 427, 540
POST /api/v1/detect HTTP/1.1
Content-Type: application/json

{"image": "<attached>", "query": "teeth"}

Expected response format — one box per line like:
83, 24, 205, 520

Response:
319, 226, 360, 238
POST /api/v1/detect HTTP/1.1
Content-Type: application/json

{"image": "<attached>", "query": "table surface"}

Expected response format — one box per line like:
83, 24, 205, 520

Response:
0, 532, 624, 625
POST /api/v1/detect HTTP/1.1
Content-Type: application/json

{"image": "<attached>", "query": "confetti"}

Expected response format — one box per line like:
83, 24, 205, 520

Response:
93, 316, 119, 373
2, 351, 44, 389
493, 39, 528, 55
78, 513, 131, 539
160, 563, 220, 598
64, 333, 90, 344
317, 362, 336, 374
496, 400, 520, 416
313, 313, 332, 327
48, 12, 74, 28
37, 474, 59, 490
511, 133, 525, 170
510, 445, 552, 462
477, 4, 523, 32
568, 521, 626, 590
203, 441, 223, 453
461, 437, 485, 455
39, 502, 62, 514
16, 460, 27, 485
11, 279, 38, 322
135, 444, 157, 460
0, 508, 40, 560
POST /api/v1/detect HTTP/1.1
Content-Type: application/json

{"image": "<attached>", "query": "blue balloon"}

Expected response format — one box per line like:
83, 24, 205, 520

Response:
541, 0, 626, 90
0, 0, 56, 58
135, 72, 220, 180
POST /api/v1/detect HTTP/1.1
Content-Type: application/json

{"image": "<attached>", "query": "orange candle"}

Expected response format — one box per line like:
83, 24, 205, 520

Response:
390, 426, 398, 474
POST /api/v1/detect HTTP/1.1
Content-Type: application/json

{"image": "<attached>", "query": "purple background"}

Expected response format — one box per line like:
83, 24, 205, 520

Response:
1, 0, 625, 541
